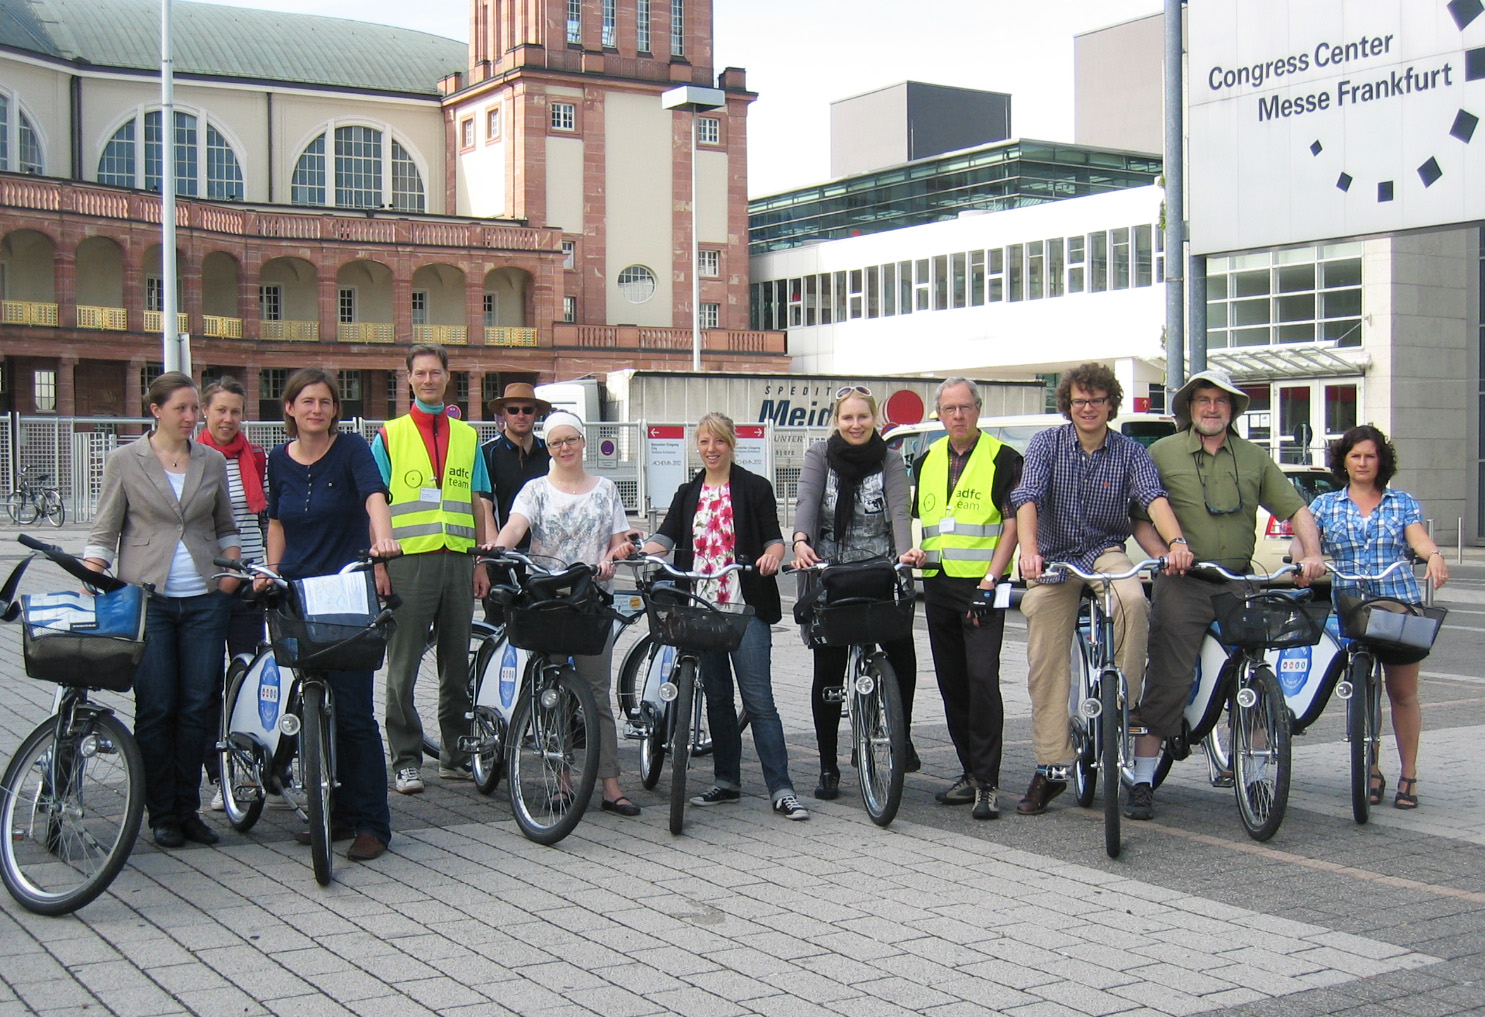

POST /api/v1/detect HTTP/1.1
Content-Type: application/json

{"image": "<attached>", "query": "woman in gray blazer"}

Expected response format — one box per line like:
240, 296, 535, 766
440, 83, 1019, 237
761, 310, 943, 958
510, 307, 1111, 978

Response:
85, 372, 240, 849
790, 388, 924, 801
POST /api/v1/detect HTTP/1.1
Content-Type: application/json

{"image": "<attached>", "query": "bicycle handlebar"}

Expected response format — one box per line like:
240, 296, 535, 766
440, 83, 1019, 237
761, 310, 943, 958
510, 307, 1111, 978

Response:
613, 554, 755, 582
1323, 560, 1414, 583
1193, 561, 1301, 583
781, 558, 914, 576
1041, 558, 1166, 584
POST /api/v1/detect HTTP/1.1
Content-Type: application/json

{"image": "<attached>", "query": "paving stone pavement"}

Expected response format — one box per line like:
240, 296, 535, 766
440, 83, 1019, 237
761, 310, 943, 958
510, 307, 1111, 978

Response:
0, 524, 1483, 1017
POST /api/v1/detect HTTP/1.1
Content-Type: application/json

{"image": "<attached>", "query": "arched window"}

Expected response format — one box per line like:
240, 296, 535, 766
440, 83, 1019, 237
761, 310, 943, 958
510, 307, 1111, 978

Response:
95, 107, 243, 198
291, 126, 425, 212
0, 91, 44, 174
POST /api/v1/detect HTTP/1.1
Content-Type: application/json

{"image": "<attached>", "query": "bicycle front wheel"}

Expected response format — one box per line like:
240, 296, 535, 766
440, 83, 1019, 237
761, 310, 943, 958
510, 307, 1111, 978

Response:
219, 658, 266, 832
1231, 664, 1290, 841
42, 490, 65, 527
1, 712, 144, 916
854, 651, 905, 827
7, 490, 36, 525
301, 683, 334, 885
506, 665, 598, 845
668, 659, 697, 835
1348, 653, 1378, 825
1100, 669, 1121, 858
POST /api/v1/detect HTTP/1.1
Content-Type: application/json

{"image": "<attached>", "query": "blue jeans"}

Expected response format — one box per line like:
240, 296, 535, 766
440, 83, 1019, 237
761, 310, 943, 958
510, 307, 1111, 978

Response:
134, 592, 231, 827
325, 669, 392, 844
699, 617, 795, 798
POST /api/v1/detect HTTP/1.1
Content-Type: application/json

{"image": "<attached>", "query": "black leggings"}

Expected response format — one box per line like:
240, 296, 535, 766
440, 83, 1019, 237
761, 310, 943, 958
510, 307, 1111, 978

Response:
811, 636, 917, 770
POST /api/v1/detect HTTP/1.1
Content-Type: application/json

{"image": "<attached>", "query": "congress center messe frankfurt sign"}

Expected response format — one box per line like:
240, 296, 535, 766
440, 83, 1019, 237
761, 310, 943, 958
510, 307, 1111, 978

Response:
1188, 0, 1485, 255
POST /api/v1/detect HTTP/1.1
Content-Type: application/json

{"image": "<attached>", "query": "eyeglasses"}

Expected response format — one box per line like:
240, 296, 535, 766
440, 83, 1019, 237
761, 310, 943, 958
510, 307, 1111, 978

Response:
835, 385, 873, 399
1070, 397, 1109, 410
505, 405, 537, 415
938, 403, 978, 417
548, 436, 583, 449
1200, 457, 1244, 516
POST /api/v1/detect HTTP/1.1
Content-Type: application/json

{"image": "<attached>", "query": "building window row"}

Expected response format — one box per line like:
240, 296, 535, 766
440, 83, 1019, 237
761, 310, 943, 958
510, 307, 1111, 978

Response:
0, 91, 44, 175
98, 109, 242, 199
563, 0, 670, 52
290, 126, 425, 212
1205, 243, 1363, 349
750, 221, 1163, 330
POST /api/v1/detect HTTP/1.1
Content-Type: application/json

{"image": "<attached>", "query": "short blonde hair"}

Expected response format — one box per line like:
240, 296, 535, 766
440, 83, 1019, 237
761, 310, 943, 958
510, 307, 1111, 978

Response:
695, 412, 736, 448
832, 391, 880, 432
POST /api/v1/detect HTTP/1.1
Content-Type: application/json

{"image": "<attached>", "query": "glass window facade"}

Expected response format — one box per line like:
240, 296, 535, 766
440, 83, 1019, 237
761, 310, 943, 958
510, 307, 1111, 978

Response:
748, 140, 1161, 255
1206, 243, 1363, 349
335, 125, 381, 208
390, 141, 425, 212
637, 0, 651, 51
291, 135, 326, 205
551, 102, 576, 131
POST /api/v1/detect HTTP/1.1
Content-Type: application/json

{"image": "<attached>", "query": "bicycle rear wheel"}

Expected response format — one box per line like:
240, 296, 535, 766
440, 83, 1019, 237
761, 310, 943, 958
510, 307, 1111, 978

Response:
668, 659, 697, 835
506, 664, 598, 845
1101, 669, 1121, 859
469, 706, 505, 795
42, 490, 65, 527
616, 633, 653, 722
854, 650, 905, 827
1, 711, 144, 915
7, 490, 37, 525
301, 683, 334, 885
1070, 629, 1097, 808
1348, 653, 1378, 825
219, 659, 266, 832
1232, 664, 1290, 841
413, 622, 490, 762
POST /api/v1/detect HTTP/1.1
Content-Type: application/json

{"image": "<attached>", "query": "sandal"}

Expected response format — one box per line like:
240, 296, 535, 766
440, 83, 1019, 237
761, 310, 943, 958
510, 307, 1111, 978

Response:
1368, 771, 1386, 807
1394, 776, 1418, 810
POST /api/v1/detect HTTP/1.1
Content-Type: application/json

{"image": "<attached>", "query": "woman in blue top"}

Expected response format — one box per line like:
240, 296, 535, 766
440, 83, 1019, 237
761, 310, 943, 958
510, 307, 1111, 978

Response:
1308, 425, 1447, 811
263, 368, 400, 860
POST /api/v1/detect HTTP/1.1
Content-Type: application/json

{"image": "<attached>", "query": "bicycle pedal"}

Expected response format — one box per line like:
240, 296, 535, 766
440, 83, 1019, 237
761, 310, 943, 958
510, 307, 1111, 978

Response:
823, 688, 846, 704
455, 736, 484, 754
622, 723, 648, 739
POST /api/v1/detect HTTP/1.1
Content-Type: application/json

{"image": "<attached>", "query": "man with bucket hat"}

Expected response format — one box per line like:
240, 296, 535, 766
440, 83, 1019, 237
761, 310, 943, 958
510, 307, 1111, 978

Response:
483, 383, 553, 549
1125, 367, 1325, 820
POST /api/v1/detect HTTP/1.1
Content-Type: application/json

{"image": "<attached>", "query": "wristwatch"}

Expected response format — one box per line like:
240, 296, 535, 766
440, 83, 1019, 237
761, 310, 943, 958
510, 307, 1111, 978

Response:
1169, 537, 1188, 545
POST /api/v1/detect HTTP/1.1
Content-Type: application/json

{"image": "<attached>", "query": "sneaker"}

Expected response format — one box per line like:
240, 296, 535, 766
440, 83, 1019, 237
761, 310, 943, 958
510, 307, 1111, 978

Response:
1124, 782, 1155, 820
972, 783, 999, 820
813, 769, 840, 801
935, 774, 976, 805
208, 787, 225, 811
690, 786, 741, 807
394, 767, 425, 794
772, 793, 810, 821
438, 766, 473, 782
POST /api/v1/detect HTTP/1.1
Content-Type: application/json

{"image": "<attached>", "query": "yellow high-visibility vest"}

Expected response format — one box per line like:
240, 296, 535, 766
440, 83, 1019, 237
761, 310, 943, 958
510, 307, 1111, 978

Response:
385, 414, 478, 553
918, 433, 1006, 579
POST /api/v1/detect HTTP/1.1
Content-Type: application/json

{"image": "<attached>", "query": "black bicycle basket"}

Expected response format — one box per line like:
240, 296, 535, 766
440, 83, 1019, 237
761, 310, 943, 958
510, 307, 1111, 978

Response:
644, 583, 754, 653
269, 570, 390, 671
808, 561, 915, 648
1337, 594, 1446, 652
505, 563, 616, 656
20, 585, 148, 692
1211, 591, 1329, 651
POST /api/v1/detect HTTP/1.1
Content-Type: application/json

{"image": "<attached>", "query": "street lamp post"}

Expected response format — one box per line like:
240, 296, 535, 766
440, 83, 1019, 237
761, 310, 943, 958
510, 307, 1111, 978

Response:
661, 85, 725, 372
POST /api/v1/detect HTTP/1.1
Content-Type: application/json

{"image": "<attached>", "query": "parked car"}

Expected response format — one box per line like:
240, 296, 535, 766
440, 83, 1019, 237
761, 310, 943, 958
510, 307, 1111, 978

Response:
1248, 463, 1340, 587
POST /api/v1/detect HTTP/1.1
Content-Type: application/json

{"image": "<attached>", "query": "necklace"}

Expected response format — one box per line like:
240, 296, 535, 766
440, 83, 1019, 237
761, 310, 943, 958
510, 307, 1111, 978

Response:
151, 435, 185, 469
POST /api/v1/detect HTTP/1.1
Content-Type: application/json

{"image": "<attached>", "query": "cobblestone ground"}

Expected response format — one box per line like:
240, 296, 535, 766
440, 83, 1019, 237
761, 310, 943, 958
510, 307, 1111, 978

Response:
1, 522, 1482, 1017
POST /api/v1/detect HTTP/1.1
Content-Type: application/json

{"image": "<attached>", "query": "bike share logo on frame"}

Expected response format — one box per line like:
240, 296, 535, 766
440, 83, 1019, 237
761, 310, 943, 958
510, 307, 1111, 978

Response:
259, 658, 282, 729
1275, 645, 1313, 696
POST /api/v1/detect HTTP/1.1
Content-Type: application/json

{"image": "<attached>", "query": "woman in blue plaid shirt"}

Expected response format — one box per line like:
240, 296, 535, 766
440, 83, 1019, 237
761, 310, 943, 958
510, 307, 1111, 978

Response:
1308, 425, 1447, 811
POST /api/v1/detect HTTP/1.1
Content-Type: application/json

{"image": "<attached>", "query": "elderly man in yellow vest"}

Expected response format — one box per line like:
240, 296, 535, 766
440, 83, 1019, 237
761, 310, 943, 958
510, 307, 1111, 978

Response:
912, 377, 1023, 821
371, 344, 497, 794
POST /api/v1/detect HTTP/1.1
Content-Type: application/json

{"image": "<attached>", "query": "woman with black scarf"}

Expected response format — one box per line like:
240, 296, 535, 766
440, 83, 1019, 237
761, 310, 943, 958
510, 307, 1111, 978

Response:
792, 388, 924, 800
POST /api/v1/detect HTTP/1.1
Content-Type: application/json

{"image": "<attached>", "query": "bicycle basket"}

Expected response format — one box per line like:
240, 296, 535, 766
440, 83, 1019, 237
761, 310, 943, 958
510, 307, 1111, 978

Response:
20, 585, 148, 692
1211, 591, 1329, 651
269, 570, 389, 671
1337, 594, 1446, 652
804, 560, 915, 648
645, 585, 754, 652
505, 564, 616, 656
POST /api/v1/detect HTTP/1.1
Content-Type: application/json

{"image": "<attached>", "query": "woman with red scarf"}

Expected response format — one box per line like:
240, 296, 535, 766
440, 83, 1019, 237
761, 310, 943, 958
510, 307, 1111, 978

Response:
198, 376, 270, 808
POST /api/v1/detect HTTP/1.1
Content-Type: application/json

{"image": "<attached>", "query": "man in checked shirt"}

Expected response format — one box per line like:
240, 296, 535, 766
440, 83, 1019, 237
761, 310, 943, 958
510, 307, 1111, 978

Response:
1009, 363, 1193, 817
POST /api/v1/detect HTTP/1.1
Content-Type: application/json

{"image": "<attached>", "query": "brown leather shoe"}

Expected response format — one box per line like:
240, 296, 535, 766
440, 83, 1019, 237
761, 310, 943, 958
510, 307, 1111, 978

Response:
1016, 772, 1067, 815
346, 833, 387, 862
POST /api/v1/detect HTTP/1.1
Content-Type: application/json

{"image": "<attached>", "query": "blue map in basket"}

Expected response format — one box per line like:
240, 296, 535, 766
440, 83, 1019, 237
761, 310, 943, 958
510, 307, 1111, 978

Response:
23, 586, 145, 636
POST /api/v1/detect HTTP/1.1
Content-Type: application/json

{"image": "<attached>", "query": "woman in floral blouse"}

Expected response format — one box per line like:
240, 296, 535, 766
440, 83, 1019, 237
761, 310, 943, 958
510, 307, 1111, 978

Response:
493, 412, 640, 816
644, 413, 809, 820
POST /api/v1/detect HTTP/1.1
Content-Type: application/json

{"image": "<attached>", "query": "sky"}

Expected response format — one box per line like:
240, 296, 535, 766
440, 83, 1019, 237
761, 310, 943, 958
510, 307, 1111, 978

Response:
192, 0, 1165, 196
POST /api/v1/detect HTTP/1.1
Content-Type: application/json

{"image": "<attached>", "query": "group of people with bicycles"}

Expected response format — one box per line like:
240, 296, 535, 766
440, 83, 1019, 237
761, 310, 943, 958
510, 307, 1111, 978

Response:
75, 344, 1448, 876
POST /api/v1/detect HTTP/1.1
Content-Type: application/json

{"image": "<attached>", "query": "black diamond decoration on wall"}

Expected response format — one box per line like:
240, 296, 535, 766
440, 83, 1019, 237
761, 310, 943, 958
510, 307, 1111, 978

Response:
1468, 47, 1485, 81
1337, 172, 1353, 192
1419, 157, 1444, 187
1378, 180, 1395, 202
1310, 140, 1323, 156
1452, 110, 1479, 142
1450, 0, 1483, 30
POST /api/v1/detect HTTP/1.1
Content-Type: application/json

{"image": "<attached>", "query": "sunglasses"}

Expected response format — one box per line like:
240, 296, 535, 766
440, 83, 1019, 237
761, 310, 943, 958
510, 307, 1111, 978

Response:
504, 405, 537, 415
835, 385, 873, 399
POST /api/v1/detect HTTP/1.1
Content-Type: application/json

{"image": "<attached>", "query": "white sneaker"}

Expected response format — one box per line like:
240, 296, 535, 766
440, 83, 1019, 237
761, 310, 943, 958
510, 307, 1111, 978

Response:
395, 767, 425, 794
208, 787, 225, 811
772, 793, 810, 821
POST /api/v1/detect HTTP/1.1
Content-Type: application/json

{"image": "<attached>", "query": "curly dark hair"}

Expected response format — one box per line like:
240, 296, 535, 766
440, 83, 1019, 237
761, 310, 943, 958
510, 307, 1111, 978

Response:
1327, 424, 1398, 488
1055, 362, 1123, 421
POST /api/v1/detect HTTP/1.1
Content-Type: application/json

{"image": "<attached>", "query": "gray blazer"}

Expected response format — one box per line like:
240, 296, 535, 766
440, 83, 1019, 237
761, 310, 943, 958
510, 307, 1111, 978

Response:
85, 434, 240, 591
792, 440, 913, 557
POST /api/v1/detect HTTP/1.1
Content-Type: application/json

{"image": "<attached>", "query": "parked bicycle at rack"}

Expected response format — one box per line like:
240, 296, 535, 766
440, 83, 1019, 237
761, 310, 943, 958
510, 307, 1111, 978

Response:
0, 534, 148, 915
613, 556, 754, 835
786, 557, 916, 827
211, 554, 399, 885
5, 467, 66, 527
1053, 557, 1166, 858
